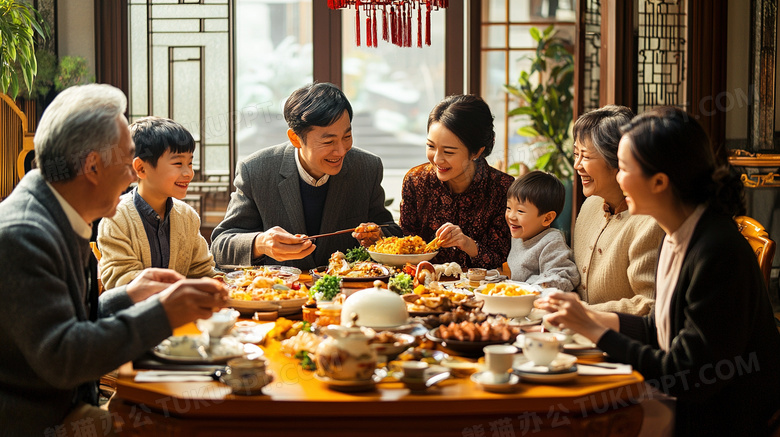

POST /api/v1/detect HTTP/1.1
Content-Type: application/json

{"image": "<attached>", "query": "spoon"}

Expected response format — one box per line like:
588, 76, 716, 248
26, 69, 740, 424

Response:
425, 371, 451, 388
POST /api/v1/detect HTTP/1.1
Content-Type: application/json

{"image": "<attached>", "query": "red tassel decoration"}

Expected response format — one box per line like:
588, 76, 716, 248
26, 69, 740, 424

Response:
382, 6, 388, 41
401, 3, 409, 47
400, 3, 405, 47
366, 13, 372, 47
417, 3, 422, 48
390, 6, 396, 45
407, 3, 413, 47
426, 0, 432, 46
355, 0, 361, 46
372, 7, 378, 47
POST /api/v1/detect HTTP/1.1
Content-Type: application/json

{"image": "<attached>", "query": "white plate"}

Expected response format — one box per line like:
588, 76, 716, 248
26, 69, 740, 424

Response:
313, 373, 376, 392
514, 333, 599, 352
227, 297, 308, 316
512, 353, 578, 384
367, 251, 438, 267
470, 372, 521, 393
153, 335, 256, 364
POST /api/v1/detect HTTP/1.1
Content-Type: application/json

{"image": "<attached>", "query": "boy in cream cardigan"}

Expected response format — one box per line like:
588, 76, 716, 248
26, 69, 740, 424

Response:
98, 116, 215, 289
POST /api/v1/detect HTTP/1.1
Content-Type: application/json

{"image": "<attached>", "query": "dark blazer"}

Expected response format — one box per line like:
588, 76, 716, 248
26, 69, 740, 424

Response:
211, 143, 401, 270
598, 207, 780, 436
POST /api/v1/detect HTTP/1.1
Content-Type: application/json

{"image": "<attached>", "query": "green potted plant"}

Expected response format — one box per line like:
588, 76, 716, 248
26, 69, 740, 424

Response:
504, 25, 575, 180
54, 55, 94, 91
0, 0, 50, 99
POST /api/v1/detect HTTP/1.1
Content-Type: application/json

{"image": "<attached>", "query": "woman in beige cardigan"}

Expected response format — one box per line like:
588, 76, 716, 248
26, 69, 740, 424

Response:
570, 106, 664, 315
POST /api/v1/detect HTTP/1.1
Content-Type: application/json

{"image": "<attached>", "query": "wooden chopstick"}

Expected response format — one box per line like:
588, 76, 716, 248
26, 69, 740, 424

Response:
305, 224, 390, 241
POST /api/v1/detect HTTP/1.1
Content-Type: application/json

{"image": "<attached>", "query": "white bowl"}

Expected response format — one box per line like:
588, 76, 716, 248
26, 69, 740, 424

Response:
341, 286, 409, 328
367, 251, 438, 267
474, 282, 541, 318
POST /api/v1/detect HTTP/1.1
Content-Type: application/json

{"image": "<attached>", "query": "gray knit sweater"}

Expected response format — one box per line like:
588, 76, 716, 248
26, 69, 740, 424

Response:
0, 170, 172, 436
505, 228, 580, 292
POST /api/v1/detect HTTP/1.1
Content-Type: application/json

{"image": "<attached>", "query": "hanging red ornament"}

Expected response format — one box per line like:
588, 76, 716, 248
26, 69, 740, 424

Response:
372, 7, 378, 47
355, 0, 361, 46
382, 6, 388, 41
327, 0, 448, 48
366, 13, 372, 47
390, 6, 396, 45
425, 0, 432, 46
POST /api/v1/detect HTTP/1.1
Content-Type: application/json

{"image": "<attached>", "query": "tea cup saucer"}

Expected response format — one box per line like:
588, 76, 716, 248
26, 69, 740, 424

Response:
470, 371, 520, 393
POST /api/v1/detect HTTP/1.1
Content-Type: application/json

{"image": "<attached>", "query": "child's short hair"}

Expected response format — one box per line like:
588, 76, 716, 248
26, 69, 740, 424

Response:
130, 116, 195, 167
507, 171, 566, 217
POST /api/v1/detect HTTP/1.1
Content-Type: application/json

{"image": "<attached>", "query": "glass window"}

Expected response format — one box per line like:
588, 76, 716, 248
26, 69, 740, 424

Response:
235, 0, 313, 163
340, 7, 446, 215
481, 0, 575, 172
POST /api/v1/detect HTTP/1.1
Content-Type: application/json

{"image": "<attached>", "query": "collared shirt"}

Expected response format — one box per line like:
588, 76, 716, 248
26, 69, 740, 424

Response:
133, 188, 172, 269
655, 204, 706, 351
45, 182, 92, 240
294, 148, 330, 187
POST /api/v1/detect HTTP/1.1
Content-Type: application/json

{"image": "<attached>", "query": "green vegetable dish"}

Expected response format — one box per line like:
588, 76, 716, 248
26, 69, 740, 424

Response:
388, 273, 413, 295
310, 274, 342, 302
345, 246, 370, 263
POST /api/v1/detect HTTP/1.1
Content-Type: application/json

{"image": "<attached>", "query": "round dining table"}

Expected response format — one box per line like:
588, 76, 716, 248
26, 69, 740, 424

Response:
109, 275, 647, 437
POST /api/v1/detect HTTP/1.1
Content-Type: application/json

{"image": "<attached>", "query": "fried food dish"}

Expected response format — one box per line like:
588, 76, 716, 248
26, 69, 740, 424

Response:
368, 236, 436, 254
416, 305, 488, 329
325, 251, 387, 278
438, 318, 519, 342
482, 282, 541, 297
226, 270, 308, 301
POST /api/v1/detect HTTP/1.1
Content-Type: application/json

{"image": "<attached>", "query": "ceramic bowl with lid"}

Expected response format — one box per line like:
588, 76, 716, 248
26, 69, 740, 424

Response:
340, 281, 410, 328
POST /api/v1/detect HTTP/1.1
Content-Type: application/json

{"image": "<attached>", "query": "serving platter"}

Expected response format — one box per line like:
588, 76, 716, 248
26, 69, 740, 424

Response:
426, 327, 518, 358
313, 373, 376, 392
367, 251, 438, 267
310, 265, 391, 282
227, 297, 308, 316
152, 336, 263, 364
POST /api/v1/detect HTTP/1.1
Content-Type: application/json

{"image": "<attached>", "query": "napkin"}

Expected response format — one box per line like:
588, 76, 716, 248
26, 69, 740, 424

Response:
576, 362, 633, 376
135, 371, 214, 383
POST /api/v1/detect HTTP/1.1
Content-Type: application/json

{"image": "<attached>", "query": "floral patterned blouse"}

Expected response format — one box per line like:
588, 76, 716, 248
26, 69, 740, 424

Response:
400, 159, 514, 269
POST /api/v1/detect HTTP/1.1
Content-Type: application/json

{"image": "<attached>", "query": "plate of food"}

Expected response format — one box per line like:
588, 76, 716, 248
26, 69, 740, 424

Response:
367, 235, 439, 266
426, 321, 520, 358
153, 335, 249, 364
222, 265, 301, 283
403, 284, 474, 316
223, 266, 309, 315
310, 264, 391, 282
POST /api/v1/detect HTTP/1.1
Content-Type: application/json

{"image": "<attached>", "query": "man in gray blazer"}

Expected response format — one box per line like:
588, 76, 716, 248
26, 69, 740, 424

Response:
211, 83, 401, 270
0, 84, 228, 436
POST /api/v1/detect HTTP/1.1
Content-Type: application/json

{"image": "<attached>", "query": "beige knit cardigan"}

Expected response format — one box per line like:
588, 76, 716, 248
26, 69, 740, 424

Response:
572, 196, 665, 315
97, 193, 216, 289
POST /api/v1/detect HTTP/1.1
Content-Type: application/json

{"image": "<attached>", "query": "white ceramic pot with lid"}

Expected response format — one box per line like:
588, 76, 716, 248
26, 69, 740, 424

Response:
340, 280, 410, 328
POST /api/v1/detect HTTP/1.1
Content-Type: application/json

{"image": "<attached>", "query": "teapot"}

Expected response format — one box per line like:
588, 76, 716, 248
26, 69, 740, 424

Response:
314, 316, 377, 381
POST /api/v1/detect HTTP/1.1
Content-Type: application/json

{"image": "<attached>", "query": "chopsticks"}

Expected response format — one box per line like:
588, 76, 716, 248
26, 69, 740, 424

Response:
576, 362, 621, 369
424, 236, 441, 252
305, 224, 390, 241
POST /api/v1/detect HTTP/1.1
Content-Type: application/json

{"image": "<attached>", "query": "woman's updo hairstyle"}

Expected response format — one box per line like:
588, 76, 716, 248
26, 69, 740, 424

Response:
572, 105, 634, 170
428, 94, 495, 158
620, 106, 745, 217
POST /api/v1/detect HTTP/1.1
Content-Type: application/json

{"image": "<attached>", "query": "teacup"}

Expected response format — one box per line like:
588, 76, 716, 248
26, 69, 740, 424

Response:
468, 268, 487, 282
401, 361, 429, 380
523, 332, 562, 367
220, 357, 274, 395
197, 308, 240, 338
483, 345, 517, 383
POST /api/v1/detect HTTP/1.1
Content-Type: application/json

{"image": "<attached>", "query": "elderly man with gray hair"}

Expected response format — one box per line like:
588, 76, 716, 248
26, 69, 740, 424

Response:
0, 84, 228, 436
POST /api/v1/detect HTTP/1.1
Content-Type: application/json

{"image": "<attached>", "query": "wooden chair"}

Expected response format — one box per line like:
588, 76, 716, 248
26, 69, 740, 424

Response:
735, 216, 775, 287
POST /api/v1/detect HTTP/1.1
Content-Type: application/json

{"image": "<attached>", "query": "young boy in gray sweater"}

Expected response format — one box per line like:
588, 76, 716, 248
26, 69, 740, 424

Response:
504, 171, 579, 292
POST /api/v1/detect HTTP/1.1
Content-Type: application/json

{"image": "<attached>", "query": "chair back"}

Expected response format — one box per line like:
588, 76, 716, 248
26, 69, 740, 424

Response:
735, 216, 775, 286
